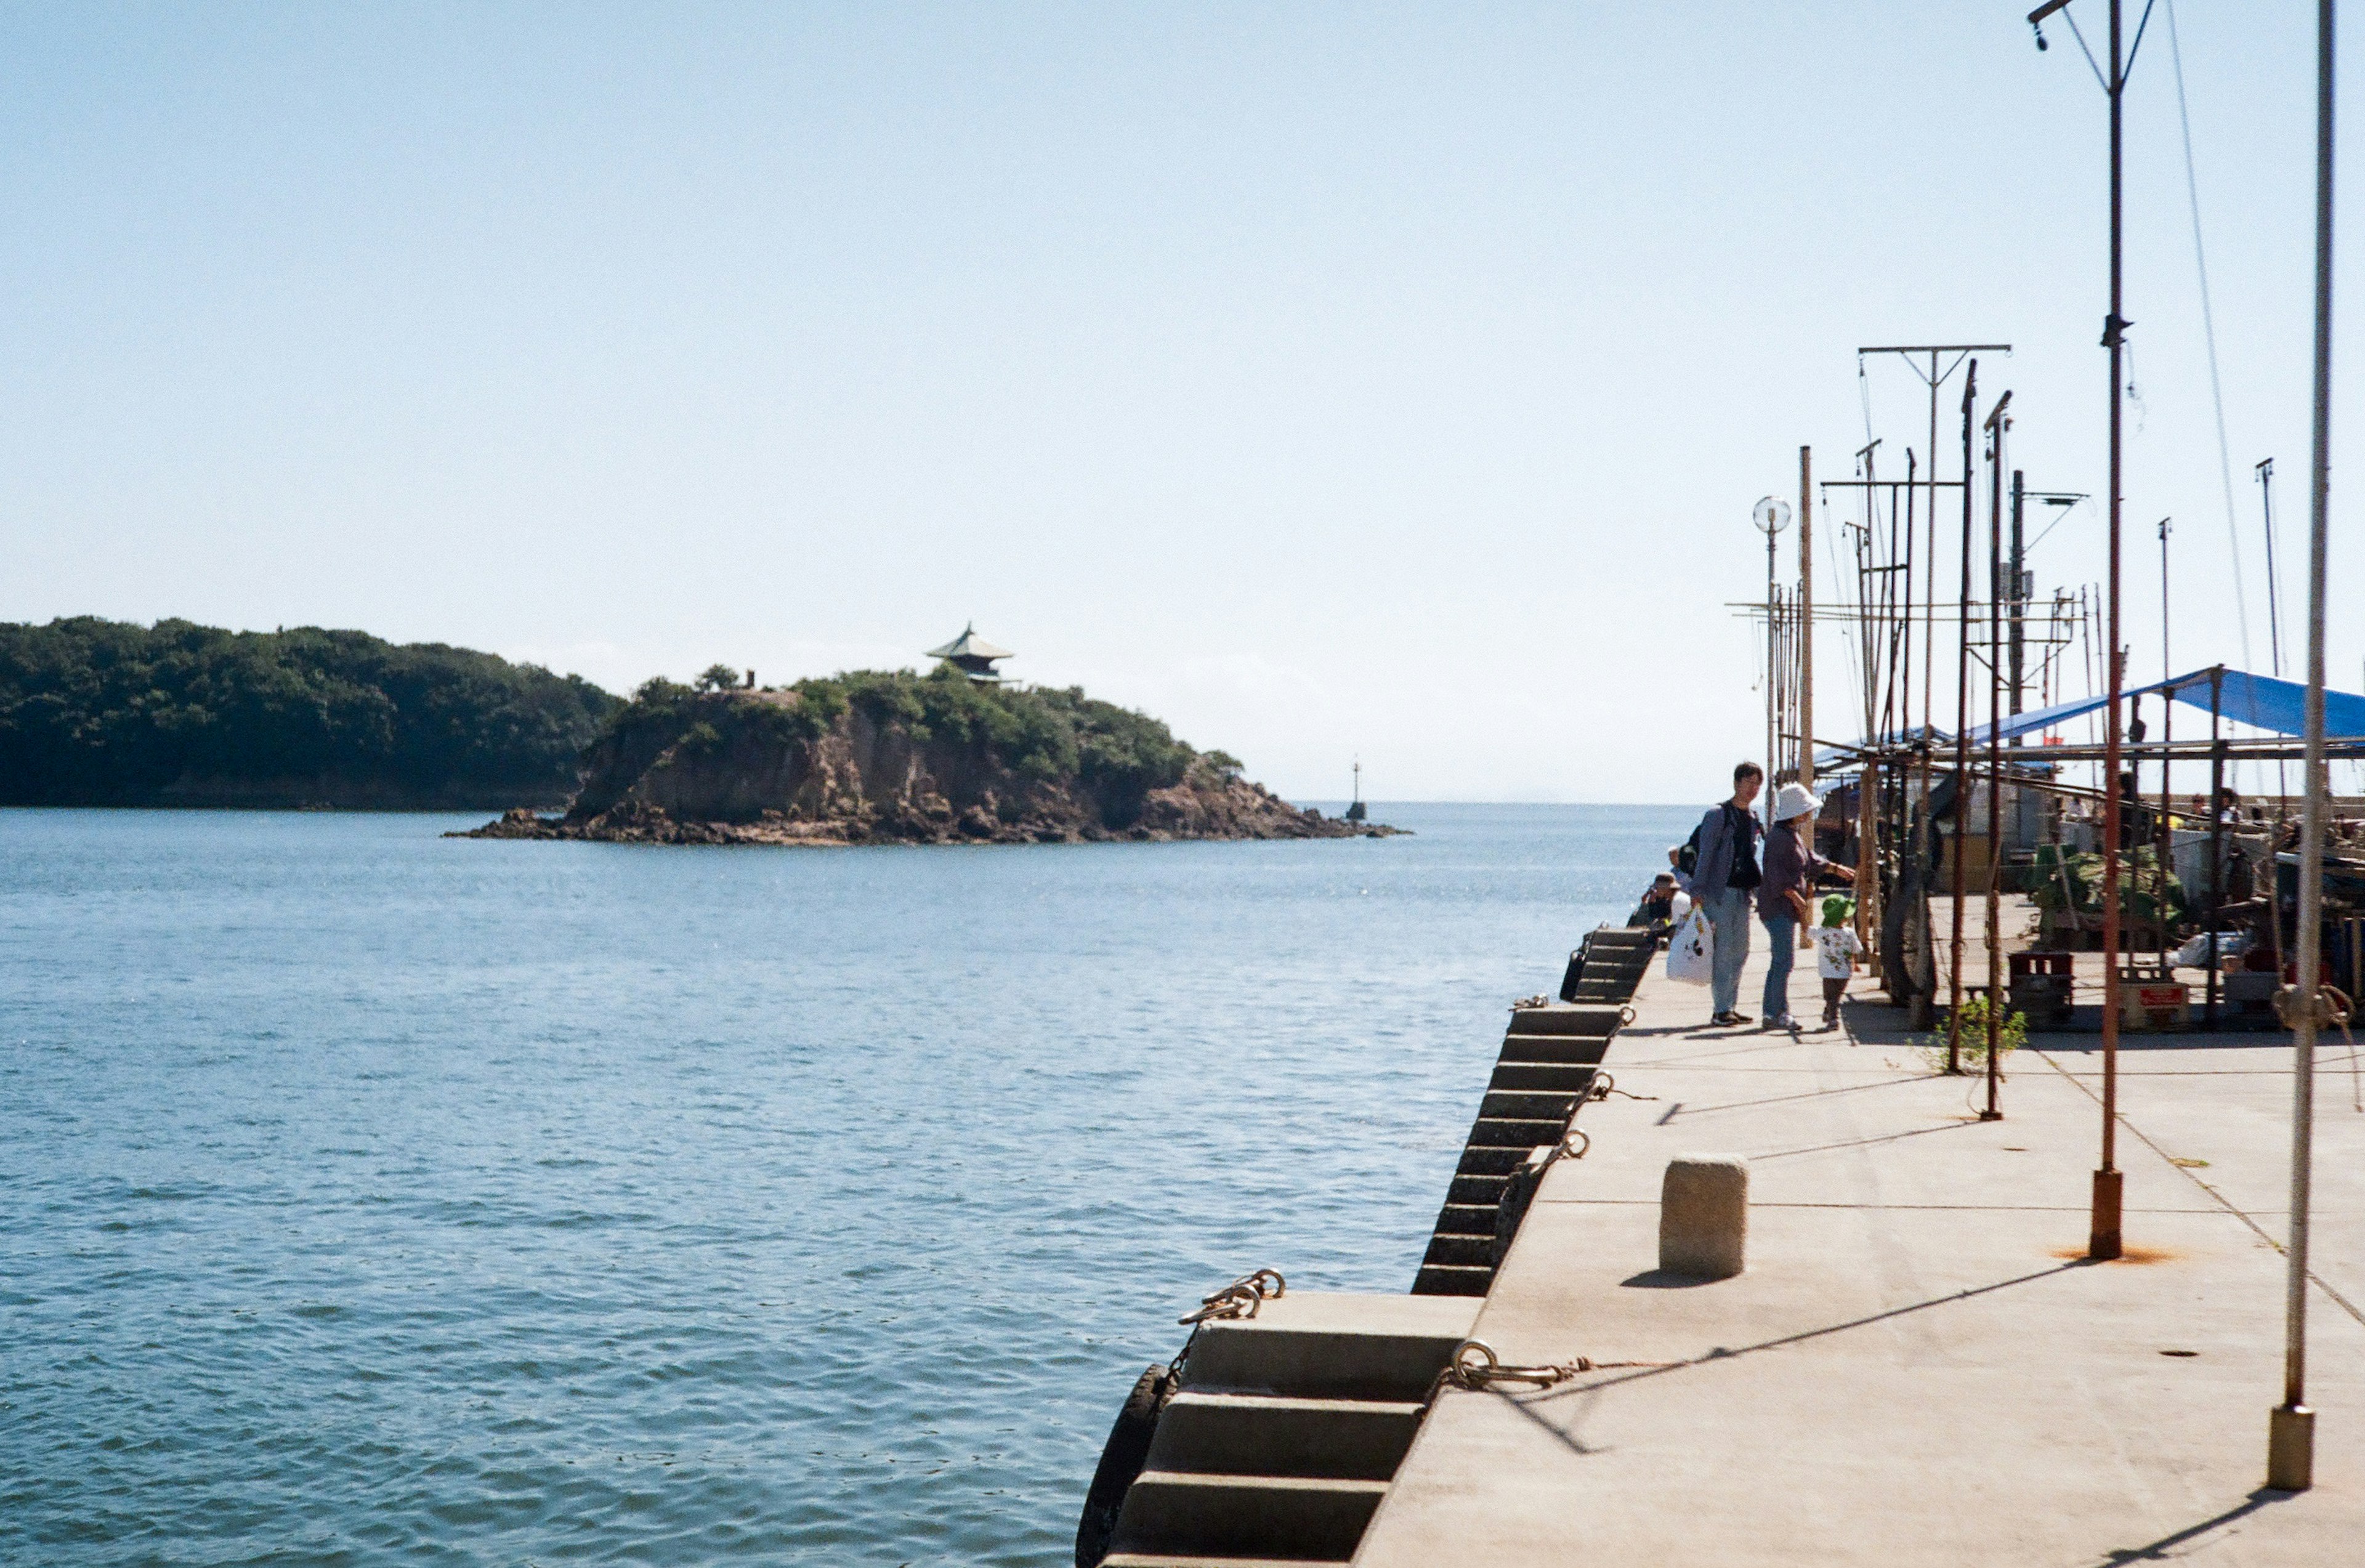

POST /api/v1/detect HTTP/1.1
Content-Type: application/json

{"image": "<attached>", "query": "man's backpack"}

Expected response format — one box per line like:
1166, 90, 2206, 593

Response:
1676, 822, 1702, 879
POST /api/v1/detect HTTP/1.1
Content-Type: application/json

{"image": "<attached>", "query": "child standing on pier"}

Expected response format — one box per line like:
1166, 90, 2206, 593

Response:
1812, 895, 1862, 1033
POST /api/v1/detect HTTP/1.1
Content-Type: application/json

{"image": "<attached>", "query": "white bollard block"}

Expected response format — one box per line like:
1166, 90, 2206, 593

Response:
1659, 1155, 1748, 1279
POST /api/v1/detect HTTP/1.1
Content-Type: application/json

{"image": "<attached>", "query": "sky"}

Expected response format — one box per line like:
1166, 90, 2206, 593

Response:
0, 2, 2356, 803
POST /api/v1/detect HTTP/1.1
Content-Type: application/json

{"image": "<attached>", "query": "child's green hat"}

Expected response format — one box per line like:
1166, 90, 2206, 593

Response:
1821, 894, 1854, 927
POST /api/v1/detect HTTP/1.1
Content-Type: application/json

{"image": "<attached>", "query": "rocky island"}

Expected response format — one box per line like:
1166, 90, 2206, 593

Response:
459, 666, 1395, 846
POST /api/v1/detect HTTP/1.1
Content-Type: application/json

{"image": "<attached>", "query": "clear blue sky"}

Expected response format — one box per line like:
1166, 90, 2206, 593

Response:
0, 3, 2352, 801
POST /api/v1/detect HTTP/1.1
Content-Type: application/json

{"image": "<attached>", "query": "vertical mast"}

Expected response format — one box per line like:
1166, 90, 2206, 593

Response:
1947, 363, 1978, 1075
2268, 0, 2335, 1495
1801, 447, 1815, 792
2093, 0, 2130, 1261
2009, 469, 2027, 717
1985, 394, 2011, 1121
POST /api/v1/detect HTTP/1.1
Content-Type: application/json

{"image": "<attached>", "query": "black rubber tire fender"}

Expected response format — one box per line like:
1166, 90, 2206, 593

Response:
1073, 1362, 1174, 1568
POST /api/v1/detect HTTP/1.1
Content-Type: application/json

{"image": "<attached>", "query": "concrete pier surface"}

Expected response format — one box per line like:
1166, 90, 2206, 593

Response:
1355, 924, 2365, 1566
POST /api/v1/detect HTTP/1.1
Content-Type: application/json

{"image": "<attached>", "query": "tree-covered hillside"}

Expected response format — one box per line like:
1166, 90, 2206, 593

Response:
579, 667, 1232, 830
460, 665, 1381, 846
0, 618, 620, 808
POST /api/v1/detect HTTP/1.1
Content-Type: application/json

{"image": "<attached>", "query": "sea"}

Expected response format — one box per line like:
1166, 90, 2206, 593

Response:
1, 802, 1693, 1567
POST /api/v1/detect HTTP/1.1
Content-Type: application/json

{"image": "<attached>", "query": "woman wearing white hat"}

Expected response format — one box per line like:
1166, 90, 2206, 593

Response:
1758, 781, 1854, 1030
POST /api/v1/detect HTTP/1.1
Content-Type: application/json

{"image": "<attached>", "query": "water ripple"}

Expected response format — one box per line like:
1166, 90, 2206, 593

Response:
0, 803, 1683, 1564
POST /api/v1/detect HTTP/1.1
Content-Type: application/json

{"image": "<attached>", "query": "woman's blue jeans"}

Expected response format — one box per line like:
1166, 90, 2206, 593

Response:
1704, 887, 1752, 1016
1762, 911, 1797, 1022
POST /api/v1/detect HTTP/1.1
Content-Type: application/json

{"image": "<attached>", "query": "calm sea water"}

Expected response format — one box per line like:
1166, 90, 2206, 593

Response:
1, 803, 1690, 1567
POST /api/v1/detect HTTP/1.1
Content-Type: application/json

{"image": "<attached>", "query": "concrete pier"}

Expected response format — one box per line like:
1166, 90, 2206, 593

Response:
1354, 918, 2365, 1565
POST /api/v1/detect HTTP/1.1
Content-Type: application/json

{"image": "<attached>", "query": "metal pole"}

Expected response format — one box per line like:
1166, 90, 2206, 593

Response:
1928, 352, 1940, 756
1924, 351, 1940, 833
1801, 446, 1815, 792
2260, 458, 2284, 679
1947, 362, 1978, 1075
1856, 448, 1883, 974
2161, 520, 2175, 972
2092, 0, 2128, 1262
2010, 468, 2028, 717
1919, 403, 1939, 1033
2268, 0, 2334, 1495
1859, 758, 1880, 969
1903, 451, 1917, 769
1901, 459, 1917, 1006
2209, 665, 2225, 1030
2160, 688, 2175, 971
2262, 457, 2287, 833
1986, 393, 2009, 1120
1768, 518, 1779, 817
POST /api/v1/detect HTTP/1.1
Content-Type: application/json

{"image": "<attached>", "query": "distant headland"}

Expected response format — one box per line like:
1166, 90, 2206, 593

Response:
0, 617, 617, 809
461, 629, 1396, 847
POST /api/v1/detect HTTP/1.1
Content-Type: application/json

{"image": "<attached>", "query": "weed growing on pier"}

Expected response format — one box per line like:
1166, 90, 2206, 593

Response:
1919, 992, 2028, 1075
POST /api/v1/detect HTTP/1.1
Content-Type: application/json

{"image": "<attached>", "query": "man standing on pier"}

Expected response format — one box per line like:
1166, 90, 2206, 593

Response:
1674, 762, 1766, 1026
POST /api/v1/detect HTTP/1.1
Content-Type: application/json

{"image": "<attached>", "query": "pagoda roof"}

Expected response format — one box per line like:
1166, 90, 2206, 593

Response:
924, 624, 1014, 662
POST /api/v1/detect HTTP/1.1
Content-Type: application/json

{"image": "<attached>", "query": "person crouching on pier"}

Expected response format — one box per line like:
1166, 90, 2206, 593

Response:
1758, 782, 1854, 1032
1673, 762, 1766, 1027
1629, 872, 1683, 941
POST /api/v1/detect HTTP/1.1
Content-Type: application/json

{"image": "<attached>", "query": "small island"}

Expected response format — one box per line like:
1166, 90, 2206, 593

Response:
462, 631, 1394, 847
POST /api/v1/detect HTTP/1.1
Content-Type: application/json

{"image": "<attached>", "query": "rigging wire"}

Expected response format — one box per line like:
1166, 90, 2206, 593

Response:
2165, 0, 2255, 668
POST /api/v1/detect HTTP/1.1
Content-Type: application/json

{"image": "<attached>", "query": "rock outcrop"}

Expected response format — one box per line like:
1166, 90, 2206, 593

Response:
455, 671, 1396, 847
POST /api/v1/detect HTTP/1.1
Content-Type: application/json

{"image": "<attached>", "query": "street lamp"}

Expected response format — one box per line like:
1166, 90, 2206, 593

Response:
2029, 0, 2143, 1263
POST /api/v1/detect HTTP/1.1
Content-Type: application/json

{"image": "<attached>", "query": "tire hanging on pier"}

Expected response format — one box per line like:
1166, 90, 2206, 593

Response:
1074, 1362, 1176, 1568
1558, 948, 1584, 1003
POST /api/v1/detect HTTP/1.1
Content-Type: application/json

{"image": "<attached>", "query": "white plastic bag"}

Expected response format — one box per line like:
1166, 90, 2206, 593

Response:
1667, 908, 1715, 986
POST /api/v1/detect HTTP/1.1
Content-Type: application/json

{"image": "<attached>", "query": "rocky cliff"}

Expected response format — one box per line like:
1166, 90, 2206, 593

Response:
456, 669, 1393, 846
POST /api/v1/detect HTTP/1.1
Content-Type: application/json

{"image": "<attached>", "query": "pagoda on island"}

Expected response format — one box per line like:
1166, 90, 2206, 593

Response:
925, 624, 1014, 684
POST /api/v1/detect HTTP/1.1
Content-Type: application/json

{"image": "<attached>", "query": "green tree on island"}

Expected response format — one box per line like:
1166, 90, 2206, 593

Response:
0, 618, 620, 808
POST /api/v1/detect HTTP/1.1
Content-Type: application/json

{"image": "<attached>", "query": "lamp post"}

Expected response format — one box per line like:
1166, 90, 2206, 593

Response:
2009, 489, 2087, 719
2029, 0, 2139, 1261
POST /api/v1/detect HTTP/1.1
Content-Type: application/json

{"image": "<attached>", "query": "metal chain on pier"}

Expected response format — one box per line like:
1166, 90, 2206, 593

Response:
1548, 1126, 1590, 1166
1587, 1072, 1659, 1104
1439, 1338, 1676, 1392
2274, 984, 2364, 1113
1176, 1267, 1286, 1325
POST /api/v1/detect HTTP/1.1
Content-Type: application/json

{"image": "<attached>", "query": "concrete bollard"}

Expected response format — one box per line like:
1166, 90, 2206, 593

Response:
1659, 1155, 1748, 1279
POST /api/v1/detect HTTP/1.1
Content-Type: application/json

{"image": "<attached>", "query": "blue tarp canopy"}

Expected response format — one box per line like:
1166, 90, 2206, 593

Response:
1967, 667, 2365, 746
1833, 668, 2365, 755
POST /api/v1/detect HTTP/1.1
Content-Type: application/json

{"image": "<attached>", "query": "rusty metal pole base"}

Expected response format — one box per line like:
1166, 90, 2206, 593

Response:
2268, 1404, 2316, 1492
2090, 1168, 2124, 1260
1978, 1109, 2003, 1122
